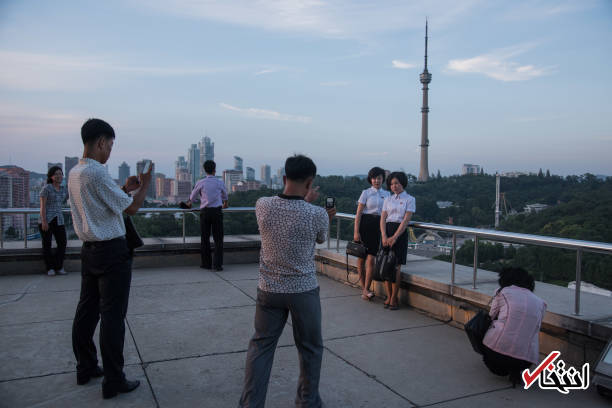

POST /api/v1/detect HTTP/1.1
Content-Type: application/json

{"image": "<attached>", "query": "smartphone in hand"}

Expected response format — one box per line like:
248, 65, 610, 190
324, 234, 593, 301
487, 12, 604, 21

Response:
141, 160, 152, 174
325, 197, 336, 209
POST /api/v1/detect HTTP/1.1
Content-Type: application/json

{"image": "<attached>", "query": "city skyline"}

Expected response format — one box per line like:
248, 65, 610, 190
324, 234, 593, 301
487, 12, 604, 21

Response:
1, 1, 611, 178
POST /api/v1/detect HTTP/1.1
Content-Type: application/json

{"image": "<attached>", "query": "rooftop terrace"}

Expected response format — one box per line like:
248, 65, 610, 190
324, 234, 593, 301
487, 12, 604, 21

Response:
0, 263, 609, 407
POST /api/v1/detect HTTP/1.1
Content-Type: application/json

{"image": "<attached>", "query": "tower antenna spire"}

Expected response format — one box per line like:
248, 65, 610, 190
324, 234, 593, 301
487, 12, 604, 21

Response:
424, 18, 428, 71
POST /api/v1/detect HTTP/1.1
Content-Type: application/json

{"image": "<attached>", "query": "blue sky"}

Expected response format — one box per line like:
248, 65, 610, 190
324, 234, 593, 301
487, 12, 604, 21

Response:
1, 0, 611, 179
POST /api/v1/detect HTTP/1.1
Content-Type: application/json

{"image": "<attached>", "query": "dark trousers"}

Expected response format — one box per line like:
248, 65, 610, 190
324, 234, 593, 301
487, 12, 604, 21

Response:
482, 344, 531, 377
38, 217, 67, 271
72, 238, 132, 385
239, 287, 323, 408
200, 207, 223, 268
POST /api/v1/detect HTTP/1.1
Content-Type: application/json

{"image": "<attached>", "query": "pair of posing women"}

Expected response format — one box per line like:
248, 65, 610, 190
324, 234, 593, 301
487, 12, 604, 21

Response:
353, 167, 415, 310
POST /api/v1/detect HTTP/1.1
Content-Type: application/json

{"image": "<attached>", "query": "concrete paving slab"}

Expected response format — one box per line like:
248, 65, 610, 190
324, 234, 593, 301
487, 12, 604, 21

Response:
429, 383, 610, 407
127, 280, 254, 316
214, 264, 259, 281
325, 324, 510, 406
0, 365, 154, 408
0, 320, 140, 382
0, 290, 79, 325
230, 274, 362, 301
0, 273, 80, 296
146, 346, 412, 408
127, 306, 294, 363
130, 266, 224, 287
320, 296, 442, 340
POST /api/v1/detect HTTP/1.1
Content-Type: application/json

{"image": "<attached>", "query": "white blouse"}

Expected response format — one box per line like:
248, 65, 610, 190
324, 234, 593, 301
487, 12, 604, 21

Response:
357, 187, 390, 215
382, 191, 416, 223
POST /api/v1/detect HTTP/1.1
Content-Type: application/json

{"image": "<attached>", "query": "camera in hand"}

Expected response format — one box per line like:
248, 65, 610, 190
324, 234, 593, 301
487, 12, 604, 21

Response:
325, 197, 336, 209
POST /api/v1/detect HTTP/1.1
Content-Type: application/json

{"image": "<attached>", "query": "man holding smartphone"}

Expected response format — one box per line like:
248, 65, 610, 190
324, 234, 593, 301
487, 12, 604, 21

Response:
69, 118, 152, 399
239, 155, 336, 408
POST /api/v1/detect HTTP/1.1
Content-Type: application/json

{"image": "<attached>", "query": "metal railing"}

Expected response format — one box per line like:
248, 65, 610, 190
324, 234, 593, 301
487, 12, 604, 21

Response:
333, 212, 612, 316
2, 207, 612, 315
0, 207, 256, 248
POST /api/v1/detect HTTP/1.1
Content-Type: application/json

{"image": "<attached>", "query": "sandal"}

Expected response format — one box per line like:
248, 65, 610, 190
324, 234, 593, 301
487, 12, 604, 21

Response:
389, 304, 399, 311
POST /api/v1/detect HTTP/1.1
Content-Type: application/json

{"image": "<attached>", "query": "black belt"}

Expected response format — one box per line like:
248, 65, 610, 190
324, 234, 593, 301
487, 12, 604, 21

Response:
202, 206, 222, 210
83, 236, 126, 248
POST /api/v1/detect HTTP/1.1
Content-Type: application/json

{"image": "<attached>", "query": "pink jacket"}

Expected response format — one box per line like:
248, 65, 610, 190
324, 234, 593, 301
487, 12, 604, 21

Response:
483, 285, 547, 364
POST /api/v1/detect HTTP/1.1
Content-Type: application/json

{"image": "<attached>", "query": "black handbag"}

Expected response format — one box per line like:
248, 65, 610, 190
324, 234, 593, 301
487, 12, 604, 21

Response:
346, 240, 367, 259
124, 215, 144, 250
464, 310, 492, 355
375, 246, 397, 282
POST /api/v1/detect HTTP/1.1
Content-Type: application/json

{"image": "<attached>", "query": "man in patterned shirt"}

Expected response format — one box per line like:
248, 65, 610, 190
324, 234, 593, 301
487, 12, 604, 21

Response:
69, 118, 151, 399
239, 155, 335, 408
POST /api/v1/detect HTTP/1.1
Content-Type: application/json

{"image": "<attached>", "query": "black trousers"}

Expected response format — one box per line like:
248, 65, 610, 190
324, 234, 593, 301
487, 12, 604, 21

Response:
200, 207, 223, 268
482, 344, 532, 377
72, 237, 132, 385
240, 287, 323, 408
38, 217, 67, 271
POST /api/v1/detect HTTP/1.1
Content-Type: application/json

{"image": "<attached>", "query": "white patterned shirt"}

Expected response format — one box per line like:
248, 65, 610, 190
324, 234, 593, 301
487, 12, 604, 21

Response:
382, 191, 416, 223
256, 194, 329, 293
68, 158, 133, 242
357, 186, 390, 215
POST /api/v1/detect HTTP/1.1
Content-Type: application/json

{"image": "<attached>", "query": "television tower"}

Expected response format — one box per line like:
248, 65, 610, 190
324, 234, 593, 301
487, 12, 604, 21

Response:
418, 20, 432, 182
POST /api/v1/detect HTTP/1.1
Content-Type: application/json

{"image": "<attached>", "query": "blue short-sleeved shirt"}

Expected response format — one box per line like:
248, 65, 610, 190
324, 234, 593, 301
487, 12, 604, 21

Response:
39, 184, 68, 226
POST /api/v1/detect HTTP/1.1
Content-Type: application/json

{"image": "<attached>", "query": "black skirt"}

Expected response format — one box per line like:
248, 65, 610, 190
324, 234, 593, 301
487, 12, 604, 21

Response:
385, 222, 408, 265
358, 213, 381, 256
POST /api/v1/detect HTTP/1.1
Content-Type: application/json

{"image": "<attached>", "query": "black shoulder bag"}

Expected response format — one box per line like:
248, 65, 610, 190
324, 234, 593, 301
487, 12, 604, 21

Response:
375, 246, 397, 282
124, 215, 144, 250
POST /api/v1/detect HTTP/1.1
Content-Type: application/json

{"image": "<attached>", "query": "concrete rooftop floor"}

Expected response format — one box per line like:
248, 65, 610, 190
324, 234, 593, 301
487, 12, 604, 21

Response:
0, 264, 609, 407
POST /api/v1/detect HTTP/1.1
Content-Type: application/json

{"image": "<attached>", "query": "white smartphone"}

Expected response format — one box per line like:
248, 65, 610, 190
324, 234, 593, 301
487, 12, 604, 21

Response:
142, 160, 152, 174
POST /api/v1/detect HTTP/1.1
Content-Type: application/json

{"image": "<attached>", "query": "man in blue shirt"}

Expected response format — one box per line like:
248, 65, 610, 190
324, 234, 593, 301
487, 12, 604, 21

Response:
185, 160, 228, 270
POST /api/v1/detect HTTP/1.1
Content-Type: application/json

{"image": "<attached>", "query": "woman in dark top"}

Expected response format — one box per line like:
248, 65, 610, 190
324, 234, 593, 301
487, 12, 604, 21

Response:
39, 165, 68, 276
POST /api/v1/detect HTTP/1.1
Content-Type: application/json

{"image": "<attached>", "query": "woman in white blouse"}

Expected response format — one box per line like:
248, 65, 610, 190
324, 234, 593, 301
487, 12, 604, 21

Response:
380, 172, 415, 310
353, 167, 390, 300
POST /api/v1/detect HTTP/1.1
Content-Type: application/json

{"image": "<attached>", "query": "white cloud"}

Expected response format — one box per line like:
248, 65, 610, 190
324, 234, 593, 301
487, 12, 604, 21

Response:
0, 103, 84, 139
392, 60, 416, 69
136, 0, 481, 38
255, 67, 283, 76
320, 81, 349, 87
219, 102, 311, 123
446, 44, 555, 81
0, 51, 233, 91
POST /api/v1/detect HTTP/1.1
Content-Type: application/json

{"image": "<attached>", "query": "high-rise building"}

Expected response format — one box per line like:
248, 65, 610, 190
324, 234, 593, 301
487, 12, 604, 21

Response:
173, 156, 191, 201
198, 136, 215, 176
260, 164, 271, 187
223, 169, 242, 194
47, 162, 62, 171
155, 173, 173, 199
0, 166, 30, 237
418, 20, 432, 183
188, 144, 200, 187
118, 162, 130, 186
461, 164, 480, 176
246, 167, 255, 181
64, 157, 78, 183
136, 159, 156, 198
234, 156, 243, 178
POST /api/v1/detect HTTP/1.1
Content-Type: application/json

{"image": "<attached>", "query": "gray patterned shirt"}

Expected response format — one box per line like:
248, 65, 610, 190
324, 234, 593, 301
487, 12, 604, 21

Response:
256, 195, 329, 293
68, 158, 133, 242
39, 184, 68, 226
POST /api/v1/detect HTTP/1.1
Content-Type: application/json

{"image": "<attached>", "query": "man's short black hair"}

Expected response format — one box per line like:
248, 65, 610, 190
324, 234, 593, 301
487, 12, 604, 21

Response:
498, 267, 535, 292
367, 167, 386, 185
386, 171, 408, 189
285, 154, 316, 182
81, 118, 115, 146
203, 160, 216, 174
46, 166, 63, 184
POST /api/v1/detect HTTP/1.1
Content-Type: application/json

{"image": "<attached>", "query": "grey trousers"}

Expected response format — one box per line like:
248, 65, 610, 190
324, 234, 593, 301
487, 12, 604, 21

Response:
239, 287, 323, 408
